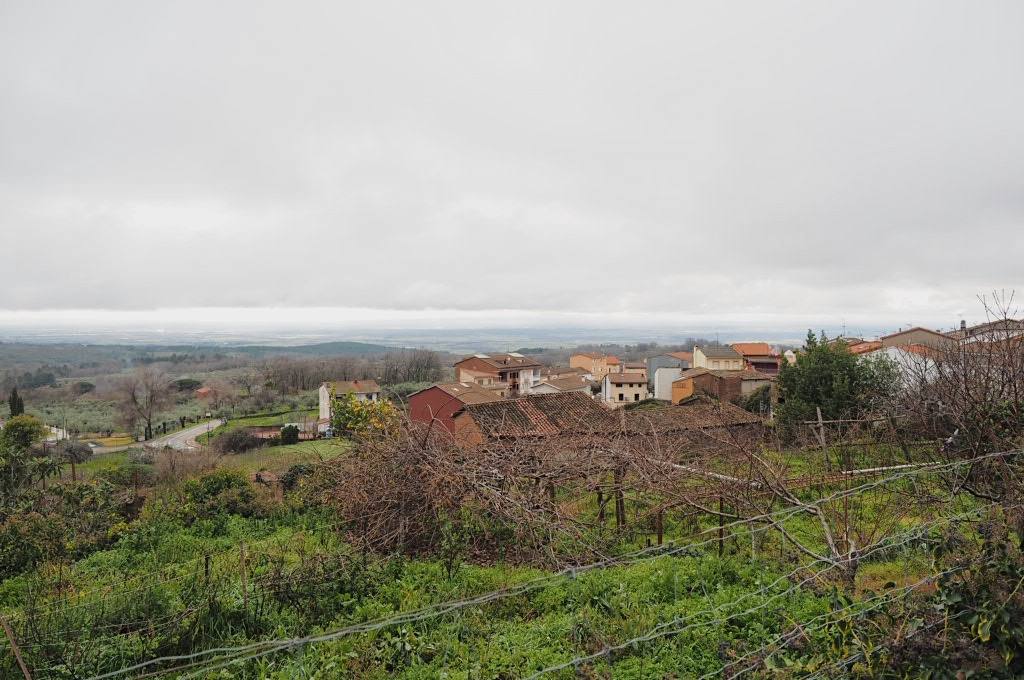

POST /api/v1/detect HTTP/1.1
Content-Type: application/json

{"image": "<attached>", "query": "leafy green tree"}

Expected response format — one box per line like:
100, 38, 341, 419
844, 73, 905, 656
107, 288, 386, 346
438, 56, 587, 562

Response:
331, 392, 398, 436
0, 415, 57, 508
8, 387, 24, 417
775, 331, 899, 438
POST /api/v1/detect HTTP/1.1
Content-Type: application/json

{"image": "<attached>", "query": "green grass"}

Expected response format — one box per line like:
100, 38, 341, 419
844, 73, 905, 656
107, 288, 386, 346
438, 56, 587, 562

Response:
220, 438, 350, 474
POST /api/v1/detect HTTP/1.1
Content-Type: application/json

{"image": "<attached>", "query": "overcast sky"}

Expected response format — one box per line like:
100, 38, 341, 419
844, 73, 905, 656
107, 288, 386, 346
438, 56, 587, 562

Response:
1, 1, 1022, 333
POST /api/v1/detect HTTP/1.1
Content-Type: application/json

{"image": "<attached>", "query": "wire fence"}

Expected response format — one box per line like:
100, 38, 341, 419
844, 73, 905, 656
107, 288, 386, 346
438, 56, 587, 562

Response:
68, 451, 1018, 680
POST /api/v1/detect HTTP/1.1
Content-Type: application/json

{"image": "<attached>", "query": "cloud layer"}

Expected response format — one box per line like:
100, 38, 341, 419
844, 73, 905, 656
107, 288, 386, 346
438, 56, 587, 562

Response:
2, 1, 1022, 328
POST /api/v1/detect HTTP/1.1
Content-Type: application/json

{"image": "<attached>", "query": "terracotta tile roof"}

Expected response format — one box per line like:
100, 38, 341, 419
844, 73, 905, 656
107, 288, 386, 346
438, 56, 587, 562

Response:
458, 392, 617, 438
455, 353, 542, 370
847, 341, 883, 355
674, 368, 774, 382
696, 345, 743, 359
606, 356, 621, 365
607, 372, 647, 384
624, 396, 763, 433
571, 351, 604, 360
542, 366, 589, 378
731, 342, 774, 357
431, 382, 505, 405
540, 376, 592, 392
624, 361, 646, 369
327, 379, 381, 394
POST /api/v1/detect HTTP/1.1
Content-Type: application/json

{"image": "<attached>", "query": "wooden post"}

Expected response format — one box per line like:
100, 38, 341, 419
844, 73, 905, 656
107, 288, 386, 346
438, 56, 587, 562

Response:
718, 495, 725, 557
240, 544, 249, 615
1, 616, 32, 680
597, 488, 605, 523
816, 407, 830, 472
656, 509, 664, 546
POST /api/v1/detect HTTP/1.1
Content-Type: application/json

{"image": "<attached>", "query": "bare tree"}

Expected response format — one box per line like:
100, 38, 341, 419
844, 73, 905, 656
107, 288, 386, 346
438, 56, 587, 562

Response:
114, 367, 173, 440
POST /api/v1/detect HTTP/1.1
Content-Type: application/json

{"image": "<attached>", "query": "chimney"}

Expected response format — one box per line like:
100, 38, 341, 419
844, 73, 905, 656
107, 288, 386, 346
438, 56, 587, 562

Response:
960, 319, 967, 332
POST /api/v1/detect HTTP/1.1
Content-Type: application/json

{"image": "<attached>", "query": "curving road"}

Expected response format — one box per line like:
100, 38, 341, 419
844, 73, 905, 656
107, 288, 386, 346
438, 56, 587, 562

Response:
92, 419, 223, 454
145, 419, 223, 451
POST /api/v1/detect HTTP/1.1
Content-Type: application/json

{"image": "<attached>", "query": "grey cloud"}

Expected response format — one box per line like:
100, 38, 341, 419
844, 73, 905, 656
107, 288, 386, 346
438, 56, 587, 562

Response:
1, 0, 1022, 327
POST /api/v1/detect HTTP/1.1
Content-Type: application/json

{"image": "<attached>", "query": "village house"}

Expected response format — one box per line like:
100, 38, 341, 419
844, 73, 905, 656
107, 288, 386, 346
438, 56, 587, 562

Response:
652, 366, 683, 401
730, 342, 781, 375
451, 392, 618, 446
318, 379, 383, 424
670, 368, 772, 404
692, 345, 744, 370
542, 365, 593, 380
533, 374, 593, 396
879, 326, 950, 349
623, 361, 647, 379
624, 396, 765, 455
951, 318, 1024, 342
646, 351, 693, 385
569, 352, 622, 380
407, 382, 504, 434
601, 372, 649, 407
453, 353, 542, 396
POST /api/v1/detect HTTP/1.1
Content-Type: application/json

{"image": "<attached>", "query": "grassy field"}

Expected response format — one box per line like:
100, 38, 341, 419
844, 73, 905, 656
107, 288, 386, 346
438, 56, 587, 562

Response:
0, 429, 998, 678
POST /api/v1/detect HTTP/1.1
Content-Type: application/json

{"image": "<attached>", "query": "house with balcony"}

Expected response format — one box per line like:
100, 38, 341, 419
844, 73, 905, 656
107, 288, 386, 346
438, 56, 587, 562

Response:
453, 353, 542, 396
731, 342, 782, 375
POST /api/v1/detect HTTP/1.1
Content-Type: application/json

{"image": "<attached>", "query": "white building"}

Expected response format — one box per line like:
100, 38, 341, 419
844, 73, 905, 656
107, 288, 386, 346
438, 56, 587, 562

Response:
318, 379, 383, 421
652, 366, 683, 401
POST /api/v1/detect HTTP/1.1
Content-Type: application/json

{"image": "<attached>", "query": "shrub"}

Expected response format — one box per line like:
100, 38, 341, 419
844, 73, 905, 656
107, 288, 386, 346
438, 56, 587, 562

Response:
173, 378, 202, 392
280, 424, 300, 445
215, 428, 262, 453
181, 469, 264, 520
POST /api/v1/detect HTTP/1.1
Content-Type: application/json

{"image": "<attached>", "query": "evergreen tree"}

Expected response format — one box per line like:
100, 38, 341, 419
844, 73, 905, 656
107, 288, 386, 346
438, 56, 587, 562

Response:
8, 388, 24, 417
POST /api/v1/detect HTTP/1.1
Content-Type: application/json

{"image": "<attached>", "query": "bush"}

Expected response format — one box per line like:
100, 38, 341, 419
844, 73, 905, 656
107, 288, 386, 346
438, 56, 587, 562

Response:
180, 469, 265, 520
215, 428, 263, 454
280, 424, 300, 445
173, 378, 202, 392
71, 381, 96, 395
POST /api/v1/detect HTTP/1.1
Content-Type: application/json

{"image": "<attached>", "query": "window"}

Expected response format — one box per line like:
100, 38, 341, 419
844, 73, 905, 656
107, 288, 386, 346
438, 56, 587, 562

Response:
634, 393, 640, 401
618, 393, 624, 401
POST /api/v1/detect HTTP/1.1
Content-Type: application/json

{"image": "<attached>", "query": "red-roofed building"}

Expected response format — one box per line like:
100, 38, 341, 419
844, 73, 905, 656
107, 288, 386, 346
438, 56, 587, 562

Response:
407, 382, 505, 434
731, 342, 781, 375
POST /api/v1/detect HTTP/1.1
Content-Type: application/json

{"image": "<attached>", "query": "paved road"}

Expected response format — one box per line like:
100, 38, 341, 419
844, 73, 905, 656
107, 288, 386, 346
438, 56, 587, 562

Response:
91, 419, 223, 453
145, 419, 223, 451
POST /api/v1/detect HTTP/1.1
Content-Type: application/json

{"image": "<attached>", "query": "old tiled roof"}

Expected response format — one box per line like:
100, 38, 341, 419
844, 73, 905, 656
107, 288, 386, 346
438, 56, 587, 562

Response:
674, 368, 774, 382
571, 351, 604, 360
696, 345, 742, 359
542, 366, 589, 377
458, 392, 617, 438
455, 353, 542, 369
624, 396, 763, 433
624, 361, 646, 369
327, 379, 381, 394
731, 342, 774, 357
606, 356, 621, 365
430, 382, 505, 405
540, 376, 591, 392
607, 372, 647, 385
847, 341, 883, 355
